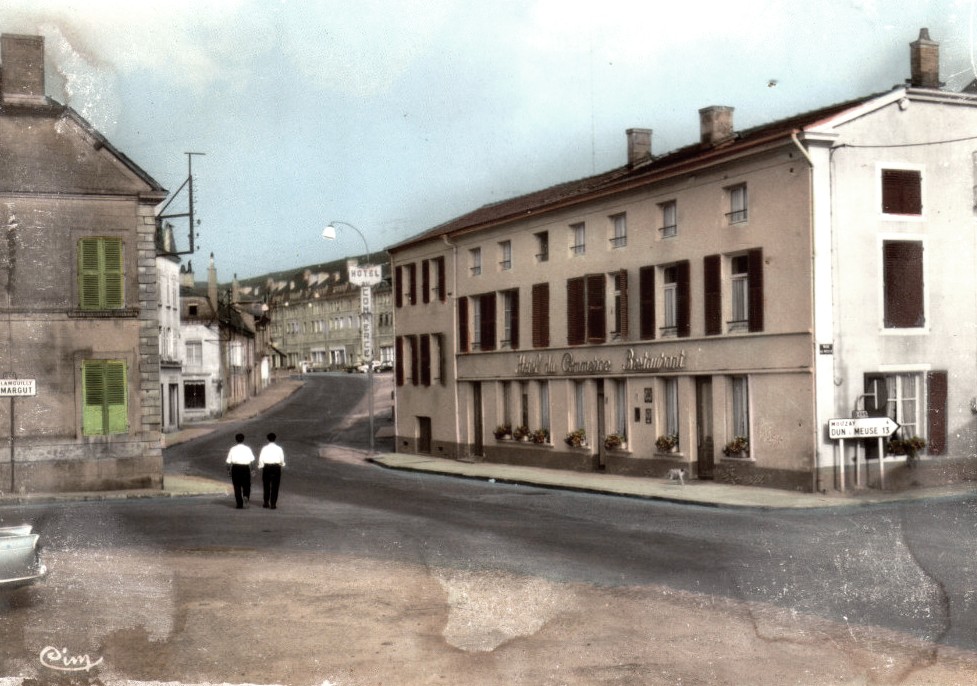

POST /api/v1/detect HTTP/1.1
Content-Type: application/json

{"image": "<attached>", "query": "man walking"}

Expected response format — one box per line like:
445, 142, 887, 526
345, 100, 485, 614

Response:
226, 433, 256, 509
258, 432, 286, 509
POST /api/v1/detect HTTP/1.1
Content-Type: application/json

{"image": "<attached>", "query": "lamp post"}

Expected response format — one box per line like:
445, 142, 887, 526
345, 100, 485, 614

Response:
323, 220, 380, 454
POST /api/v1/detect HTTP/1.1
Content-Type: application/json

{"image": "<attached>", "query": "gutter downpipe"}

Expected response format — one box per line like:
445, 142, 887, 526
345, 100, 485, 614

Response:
791, 131, 821, 494
441, 234, 462, 458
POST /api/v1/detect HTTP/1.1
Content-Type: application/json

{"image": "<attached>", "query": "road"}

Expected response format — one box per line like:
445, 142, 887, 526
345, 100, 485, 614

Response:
0, 373, 975, 685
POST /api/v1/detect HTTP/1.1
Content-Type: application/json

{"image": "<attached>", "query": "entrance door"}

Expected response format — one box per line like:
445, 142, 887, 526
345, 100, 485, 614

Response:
472, 382, 484, 457
418, 416, 432, 454
168, 384, 180, 430
696, 377, 715, 480
596, 380, 606, 470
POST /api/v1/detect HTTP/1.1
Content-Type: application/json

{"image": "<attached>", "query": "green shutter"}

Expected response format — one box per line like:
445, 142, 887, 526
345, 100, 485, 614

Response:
79, 239, 102, 310
78, 238, 124, 310
81, 360, 128, 435
105, 361, 128, 434
82, 360, 106, 435
102, 239, 124, 309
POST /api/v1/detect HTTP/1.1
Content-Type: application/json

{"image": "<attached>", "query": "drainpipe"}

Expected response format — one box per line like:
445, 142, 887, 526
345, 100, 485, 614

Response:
441, 234, 462, 458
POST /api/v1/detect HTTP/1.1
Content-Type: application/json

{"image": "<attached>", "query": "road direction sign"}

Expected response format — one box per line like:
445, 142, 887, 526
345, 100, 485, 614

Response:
0, 379, 35, 397
828, 416, 899, 440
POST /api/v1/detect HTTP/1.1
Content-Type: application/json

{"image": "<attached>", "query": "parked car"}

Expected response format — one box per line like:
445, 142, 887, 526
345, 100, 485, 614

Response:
0, 524, 47, 589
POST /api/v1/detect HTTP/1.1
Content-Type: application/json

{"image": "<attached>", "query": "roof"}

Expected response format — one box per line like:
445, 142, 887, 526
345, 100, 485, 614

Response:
387, 90, 895, 252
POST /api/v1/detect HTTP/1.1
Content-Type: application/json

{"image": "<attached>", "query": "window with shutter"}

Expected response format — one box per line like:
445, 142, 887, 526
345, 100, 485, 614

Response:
410, 335, 420, 386
420, 334, 431, 386
586, 274, 606, 343
532, 283, 550, 348
676, 260, 691, 338
82, 359, 128, 436
480, 293, 496, 351
421, 260, 430, 304
458, 298, 470, 353
926, 371, 947, 455
882, 169, 922, 215
567, 277, 586, 346
395, 336, 405, 385
407, 263, 417, 305
395, 266, 403, 308
704, 255, 722, 335
436, 256, 446, 302
613, 270, 629, 339
639, 266, 655, 340
747, 249, 764, 333
502, 289, 520, 350
883, 240, 924, 328
78, 237, 124, 310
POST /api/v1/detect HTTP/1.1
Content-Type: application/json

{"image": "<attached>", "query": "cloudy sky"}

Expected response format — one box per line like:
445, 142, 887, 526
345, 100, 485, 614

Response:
0, 1, 973, 279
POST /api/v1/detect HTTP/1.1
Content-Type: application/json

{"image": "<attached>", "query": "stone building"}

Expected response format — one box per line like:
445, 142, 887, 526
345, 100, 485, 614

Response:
0, 34, 166, 492
388, 29, 977, 493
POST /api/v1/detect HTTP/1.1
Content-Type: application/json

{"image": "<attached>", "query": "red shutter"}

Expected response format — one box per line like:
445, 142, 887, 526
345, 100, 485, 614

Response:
422, 260, 431, 304
883, 241, 924, 328
509, 289, 520, 350
480, 293, 496, 351
407, 263, 417, 305
395, 266, 403, 309
567, 277, 585, 346
586, 273, 606, 344
532, 283, 550, 348
927, 371, 947, 455
704, 255, 722, 335
458, 297, 470, 353
395, 336, 405, 386
411, 335, 420, 386
747, 248, 764, 333
676, 260, 691, 338
882, 169, 922, 215
436, 256, 446, 302
639, 265, 655, 340
615, 269, 629, 340
420, 334, 431, 386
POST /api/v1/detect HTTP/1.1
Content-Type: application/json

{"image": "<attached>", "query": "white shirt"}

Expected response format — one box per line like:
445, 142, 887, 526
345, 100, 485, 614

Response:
258, 442, 286, 468
226, 443, 256, 466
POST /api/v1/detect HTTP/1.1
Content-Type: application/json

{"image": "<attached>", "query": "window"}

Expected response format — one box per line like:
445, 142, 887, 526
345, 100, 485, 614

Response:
470, 247, 482, 276
535, 231, 549, 262
611, 270, 629, 340
406, 263, 417, 305
188, 304, 199, 317
659, 201, 677, 238
730, 255, 749, 331
499, 240, 512, 270
467, 293, 496, 352
574, 381, 586, 431
520, 381, 530, 429
566, 274, 605, 345
422, 259, 431, 304
609, 213, 627, 248
78, 237, 124, 310
664, 377, 679, 439
883, 240, 924, 328
614, 379, 628, 438
501, 289, 519, 349
662, 266, 678, 337
531, 283, 550, 348
726, 184, 748, 224
420, 334, 431, 386
730, 375, 750, 448
639, 266, 656, 340
882, 169, 922, 215
704, 250, 763, 335
185, 340, 203, 367
82, 359, 128, 436
657, 262, 690, 338
570, 223, 586, 255
538, 381, 550, 433
501, 381, 512, 426
184, 381, 206, 409
229, 341, 243, 367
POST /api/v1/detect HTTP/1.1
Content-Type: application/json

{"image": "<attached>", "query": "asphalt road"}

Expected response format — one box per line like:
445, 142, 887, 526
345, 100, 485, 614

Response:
1, 373, 975, 684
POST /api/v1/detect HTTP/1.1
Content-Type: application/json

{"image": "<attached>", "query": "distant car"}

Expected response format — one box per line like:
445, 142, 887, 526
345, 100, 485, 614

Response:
375, 360, 393, 373
0, 524, 47, 589
356, 361, 381, 373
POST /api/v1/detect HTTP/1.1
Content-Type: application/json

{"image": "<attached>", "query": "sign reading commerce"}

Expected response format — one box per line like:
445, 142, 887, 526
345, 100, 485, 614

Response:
0, 379, 36, 397
517, 350, 688, 376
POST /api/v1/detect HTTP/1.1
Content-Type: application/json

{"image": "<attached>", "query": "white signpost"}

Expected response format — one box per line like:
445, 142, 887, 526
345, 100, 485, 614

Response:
828, 416, 900, 491
348, 261, 381, 454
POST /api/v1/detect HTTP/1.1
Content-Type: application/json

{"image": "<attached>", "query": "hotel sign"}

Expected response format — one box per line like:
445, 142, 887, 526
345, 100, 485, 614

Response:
516, 349, 688, 376
0, 379, 36, 396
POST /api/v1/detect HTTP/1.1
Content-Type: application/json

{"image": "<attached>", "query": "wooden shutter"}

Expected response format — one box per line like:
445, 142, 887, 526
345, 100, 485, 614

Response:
615, 270, 629, 340
82, 360, 106, 436
82, 359, 127, 436
509, 289, 520, 350
927, 371, 947, 455
436, 256, 446, 302
639, 265, 655, 340
882, 169, 922, 215
480, 293, 496, 351
102, 239, 124, 309
704, 255, 722, 336
676, 260, 691, 338
395, 336, 405, 385
883, 241, 924, 328
79, 238, 123, 310
420, 334, 431, 386
435, 333, 446, 385
407, 263, 417, 305
395, 266, 403, 308
532, 283, 550, 348
567, 277, 585, 346
411, 335, 420, 386
747, 248, 764, 333
79, 238, 102, 310
105, 360, 128, 434
458, 298, 470, 353
422, 260, 430, 304
586, 273, 606, 343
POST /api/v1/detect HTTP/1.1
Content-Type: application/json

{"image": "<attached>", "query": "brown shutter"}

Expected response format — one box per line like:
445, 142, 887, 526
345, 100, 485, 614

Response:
567, 277, 585, 346
704, 255, 722, 335
436, 333, 446, 385
586, 273, 606, 343
395, 266, 403, 308
883, 241, 924, 328
422, 260, 431, 304
639, 265, 656, 340
458, 297, 470, 353
407, 263, 417, 305
395, 336, 405, 386
615, 269, 629, 340
436, 256, 446, 302
676, 260, 691, 338
747, 248, 764, 333
927, 371, 947, 455
532, 283, 550, 348
411, 335, 420, 385
420, 334, 431, 386
882, 169, 922, 215
480, 293, 496, 351
509, 289, 520, 350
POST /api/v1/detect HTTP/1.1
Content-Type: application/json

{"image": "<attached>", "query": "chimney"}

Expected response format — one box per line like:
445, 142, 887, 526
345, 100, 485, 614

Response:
207, 253, 218, 311
699, 106, 734, 145
181, 260, 195, 288
910, 28, 940, 89
626, 128, 652, 167
1, 34, 46, 106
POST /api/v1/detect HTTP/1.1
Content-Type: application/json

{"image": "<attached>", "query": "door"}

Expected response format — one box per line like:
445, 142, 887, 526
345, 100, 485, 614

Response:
418, 416, 432, 454
472, 382, 484, 457
696, 377, 715, 479
596, 380, 606, 470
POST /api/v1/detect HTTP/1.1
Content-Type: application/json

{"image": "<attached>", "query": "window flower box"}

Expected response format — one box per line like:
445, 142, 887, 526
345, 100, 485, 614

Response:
655, 434, 679, 453
604, 433, 626, 450
530, 428, 550, 445
565, 429, 588, 448
722, 436, 750, 458
493, 424, 512, 440
512, 425, 530, 442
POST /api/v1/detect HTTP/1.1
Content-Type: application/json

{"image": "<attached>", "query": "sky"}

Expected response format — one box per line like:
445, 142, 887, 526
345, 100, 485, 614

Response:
0, 0, 974, 280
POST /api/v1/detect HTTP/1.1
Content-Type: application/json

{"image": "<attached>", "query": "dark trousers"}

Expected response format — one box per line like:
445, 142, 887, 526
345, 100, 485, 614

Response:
230, 465, 252, 508
262, 465, 282, 507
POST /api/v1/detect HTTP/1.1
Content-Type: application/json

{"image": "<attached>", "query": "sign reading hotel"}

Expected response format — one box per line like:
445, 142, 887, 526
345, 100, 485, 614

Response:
0, 379, 36, 397
349, 264, 382, 286
516, 349, 688, 376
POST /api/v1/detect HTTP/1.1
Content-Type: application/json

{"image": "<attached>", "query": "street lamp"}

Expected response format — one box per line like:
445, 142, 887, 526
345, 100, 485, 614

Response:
323, 220, 378, 454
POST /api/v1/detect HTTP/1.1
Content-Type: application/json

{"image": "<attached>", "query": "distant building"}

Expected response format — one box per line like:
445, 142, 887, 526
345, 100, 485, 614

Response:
157, 222, 183, 433
0, 34, 167, 493
389, 29, 977, 493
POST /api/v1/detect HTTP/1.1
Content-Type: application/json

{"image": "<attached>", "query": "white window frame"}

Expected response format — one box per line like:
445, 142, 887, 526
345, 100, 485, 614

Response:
499, 240, 512, 271
662, 265, 678, 337
664, 377, 679, 438
659, 200, 677, 238
609, 213, 627, 249
570, 222, 586, 256
470, 247, 482, 276
727, 184, 748, 224
535, 231, 549, 262
730, 375, 751, 450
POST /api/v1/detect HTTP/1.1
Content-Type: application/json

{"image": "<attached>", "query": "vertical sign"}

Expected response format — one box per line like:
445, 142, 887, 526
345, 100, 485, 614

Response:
360, 286, 373, 361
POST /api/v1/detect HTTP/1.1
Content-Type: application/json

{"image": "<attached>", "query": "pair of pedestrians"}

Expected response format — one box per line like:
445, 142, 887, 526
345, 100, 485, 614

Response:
225, 433, 286, 509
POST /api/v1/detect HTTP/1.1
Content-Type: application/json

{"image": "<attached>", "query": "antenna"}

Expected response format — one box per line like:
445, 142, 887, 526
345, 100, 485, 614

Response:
158, 151, 206, 256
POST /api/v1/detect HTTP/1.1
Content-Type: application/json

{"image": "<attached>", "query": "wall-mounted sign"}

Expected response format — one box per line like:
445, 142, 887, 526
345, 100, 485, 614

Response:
819, 343, 834, 355
0, 379, 35, 397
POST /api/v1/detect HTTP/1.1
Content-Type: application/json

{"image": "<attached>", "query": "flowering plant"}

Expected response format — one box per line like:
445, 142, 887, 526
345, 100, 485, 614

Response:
493, 424, 512, 440
655, 434, 679, 452
564, 428, 587, 447
604, 433, 625, 450
722, 436, 750, 457
530, 428, 550, 444
512, 425, 530, 441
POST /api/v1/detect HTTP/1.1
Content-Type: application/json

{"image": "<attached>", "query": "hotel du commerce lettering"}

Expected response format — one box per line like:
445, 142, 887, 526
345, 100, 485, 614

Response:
515, 348, 689, 377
